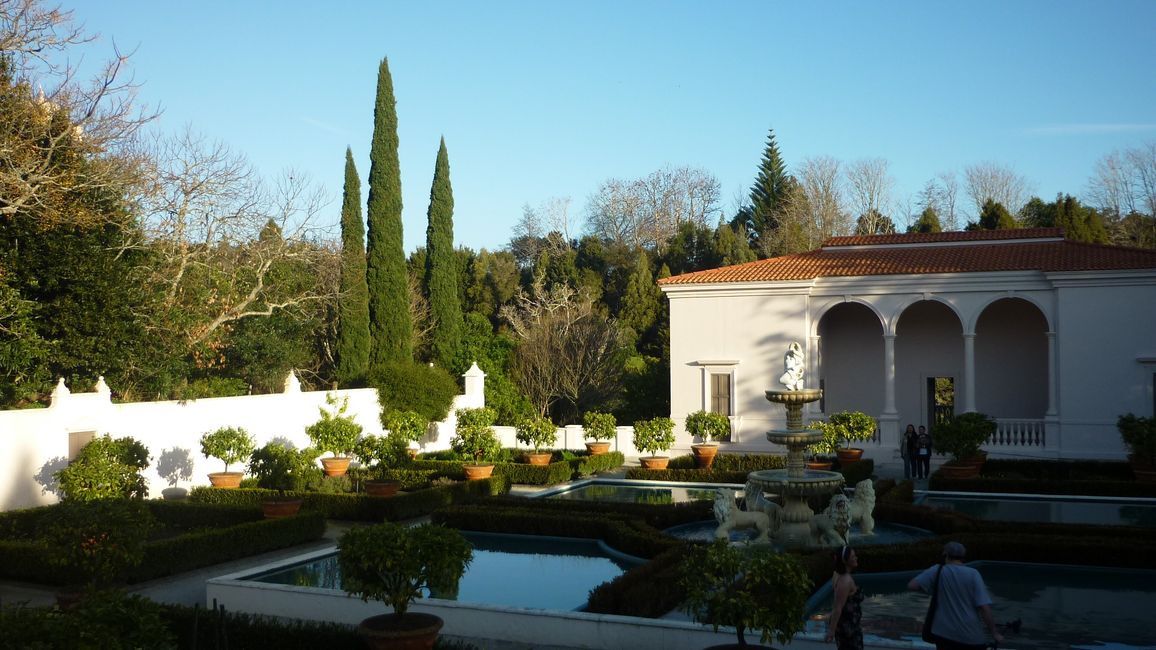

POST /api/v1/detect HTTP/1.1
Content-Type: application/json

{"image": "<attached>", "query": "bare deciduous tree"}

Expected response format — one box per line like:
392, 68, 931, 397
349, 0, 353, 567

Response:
584, 166, 720, 250
1089, 142, 1156, 219
135, 128, 335, 348
501, 273, 623, 420
0, 0, 156, 228
964, 162, 1033, 218
846, 158, 895, 232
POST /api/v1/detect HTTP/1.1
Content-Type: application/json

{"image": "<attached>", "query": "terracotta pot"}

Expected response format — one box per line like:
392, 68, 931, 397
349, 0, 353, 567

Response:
365, 479, 402, 497
321, 456, 352, 477
836, 447, 864, 464
960, 450, 988, 469
357, 612, 443, 650
639, 456, 669, 470
692, 443, 719, 469
585, 441, 611, 455
207, 472, 243, 489
463, 463, 495, 480
261, 498, 303, 518
806, 461, 834, 470
1130, 457, 1156, 483
526, 452, 553, 466
938, 461, 981, 479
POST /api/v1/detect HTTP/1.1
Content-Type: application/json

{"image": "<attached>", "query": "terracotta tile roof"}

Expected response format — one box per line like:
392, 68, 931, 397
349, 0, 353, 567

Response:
659, 230, 1156, 285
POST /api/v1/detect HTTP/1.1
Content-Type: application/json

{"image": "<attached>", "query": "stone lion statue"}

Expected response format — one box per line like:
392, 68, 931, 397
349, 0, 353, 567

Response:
743, 479, 782, 535
714, 488, 771, 544
850, 479, 876, 535
811, 493, 850, 547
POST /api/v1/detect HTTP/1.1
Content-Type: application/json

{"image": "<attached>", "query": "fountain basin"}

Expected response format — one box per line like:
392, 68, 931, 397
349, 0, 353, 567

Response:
747, 468, 846, 498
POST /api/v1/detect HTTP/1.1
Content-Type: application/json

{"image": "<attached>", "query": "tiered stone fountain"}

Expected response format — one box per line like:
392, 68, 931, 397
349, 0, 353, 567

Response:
745, 347, 846, 548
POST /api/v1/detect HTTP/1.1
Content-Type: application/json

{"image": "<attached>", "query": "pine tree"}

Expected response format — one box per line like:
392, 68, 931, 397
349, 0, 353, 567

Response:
365, 58, 412, 370
734, 128, 791, 255
423, 137, 462, 370
620, 250, 660, 344
335, 148, 371, 386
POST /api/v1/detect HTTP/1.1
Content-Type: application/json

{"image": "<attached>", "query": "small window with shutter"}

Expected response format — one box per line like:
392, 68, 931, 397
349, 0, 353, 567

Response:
710, 373, 731, 416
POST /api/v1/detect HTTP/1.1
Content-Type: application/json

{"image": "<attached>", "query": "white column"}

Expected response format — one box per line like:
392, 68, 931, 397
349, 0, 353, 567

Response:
882, 334, 897, 414
963, 333, 976, 413
1045, 331, 1058, 416
808, 335, 821, 416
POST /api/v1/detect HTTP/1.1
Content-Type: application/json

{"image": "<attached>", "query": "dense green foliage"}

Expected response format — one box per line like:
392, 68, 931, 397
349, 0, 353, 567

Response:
247, 442, 322, 491
909, 206, 943, 233
733, 128, 791, 255
55, 435, 151, 501
515, 416, 558, 452
423, 138, 463, 370
632, 416, 675, 455
366, 57, 413, 371
451, 407, 501, 462
371, 359, 458, 423
1118, 413, 1156, 465
684, 410, 731, 442
975, 198, 1018, 230
336, 147, 371, 386
933, 411, 997, 461
40, 500, 155, 588
1021, 193, 1109, 243
583, 411, 617, 441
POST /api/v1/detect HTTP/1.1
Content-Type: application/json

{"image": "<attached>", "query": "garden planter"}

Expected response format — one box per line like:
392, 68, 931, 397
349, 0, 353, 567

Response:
1129, 456, 1156, 482
207, 472, 243, 489
463, 463, 495, 480
321, 456, 352, 477
585, 441, 611, 455
692, 443, 719, 469
938, 461, 981, 479
357, 612, 443, 650
640, 456, 669, 470
836, 447, 864, 464
161, 487, 188, 500
365, 479, 402, 497
261, 497, 303, 518
806, 461, 834, 470
526, 452, 553, 466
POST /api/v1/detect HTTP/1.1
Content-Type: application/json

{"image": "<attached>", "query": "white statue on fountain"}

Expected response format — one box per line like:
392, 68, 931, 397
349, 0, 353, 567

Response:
713, 488, 772, 543
779, 341, 805, 391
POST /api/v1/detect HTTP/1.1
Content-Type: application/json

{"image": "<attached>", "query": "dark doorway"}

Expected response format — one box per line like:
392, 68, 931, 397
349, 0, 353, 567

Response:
927, 377, 954, 431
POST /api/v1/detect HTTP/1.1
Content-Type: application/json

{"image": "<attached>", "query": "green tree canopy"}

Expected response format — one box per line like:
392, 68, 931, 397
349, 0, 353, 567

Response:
423, 138, 462, 370
336, 147, 371, 386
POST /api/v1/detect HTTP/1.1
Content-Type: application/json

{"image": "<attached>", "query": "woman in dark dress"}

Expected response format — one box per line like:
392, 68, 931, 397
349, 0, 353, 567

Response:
825, 546, 864, 650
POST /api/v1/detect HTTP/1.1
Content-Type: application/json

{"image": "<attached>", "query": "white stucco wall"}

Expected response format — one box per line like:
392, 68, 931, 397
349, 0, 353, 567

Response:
663, 267, 1156, 463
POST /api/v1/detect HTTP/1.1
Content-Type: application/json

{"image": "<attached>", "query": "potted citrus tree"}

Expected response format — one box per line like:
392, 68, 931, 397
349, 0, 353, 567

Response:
823, 410, 877, 464
338, 522, 473, 650
633, 416, 675, 470
686, 410, 731, 469
199, 426, 255, 488
680, 538, 811, 649
1117, 413, 1156, 482
805, 420, 839, 470
381, 408, 428, 459
934, 411, 996, 479
451, 407, 501, 479
583, 411, 616, 455
247, 441, 320, 516
305, 394, 363, 477
516, 416, 558, 465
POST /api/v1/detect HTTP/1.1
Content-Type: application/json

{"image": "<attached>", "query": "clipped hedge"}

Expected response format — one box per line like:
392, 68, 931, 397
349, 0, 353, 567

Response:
568, 450, 626, 477
188, 475, 510, 521
410, 454, 617, 485
0, 507, 325, 586
587, 545, 691, 617
930, 459, 1156, 497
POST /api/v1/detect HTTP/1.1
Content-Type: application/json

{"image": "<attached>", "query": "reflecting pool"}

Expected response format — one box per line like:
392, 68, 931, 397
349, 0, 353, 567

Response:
540, 479, 738, 504
245, 531, 643, 611
918, 493, 1156, 527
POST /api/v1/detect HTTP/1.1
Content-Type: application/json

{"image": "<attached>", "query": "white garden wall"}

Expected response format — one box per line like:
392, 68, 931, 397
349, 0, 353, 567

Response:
0, 364, 652, 512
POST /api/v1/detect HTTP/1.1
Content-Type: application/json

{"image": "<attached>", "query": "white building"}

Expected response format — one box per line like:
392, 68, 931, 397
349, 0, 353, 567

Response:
659, 228, 1156, 463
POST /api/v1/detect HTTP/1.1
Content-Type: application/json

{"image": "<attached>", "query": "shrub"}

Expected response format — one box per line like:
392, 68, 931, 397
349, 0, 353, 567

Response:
338, 522, 473, 619
305, 394, 362, 458
248, 443, 322, 491
199, 427, 256, 473
39, 500, 155, 589
55, 435, 151, 501
1118, 413, 1156, 466
451, 407, 500, 462
515, 416, 557, 452
632, 417, 675, 456
371, 360, 458, 423
381, 409, 429, 443
817, 410, 877, 449
934, 412, 996, 461
354, 434, 410, 478
684, 410, 730, 443
583, 411, 616, 442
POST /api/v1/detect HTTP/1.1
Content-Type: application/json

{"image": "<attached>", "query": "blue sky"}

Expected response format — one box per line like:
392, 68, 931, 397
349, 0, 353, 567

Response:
69, 0, 1156, 253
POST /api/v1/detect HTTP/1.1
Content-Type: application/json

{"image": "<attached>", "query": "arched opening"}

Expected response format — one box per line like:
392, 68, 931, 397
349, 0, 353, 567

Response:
896, 301, 964, 431
975, 298, 1048, 418
817, 303, 884, 416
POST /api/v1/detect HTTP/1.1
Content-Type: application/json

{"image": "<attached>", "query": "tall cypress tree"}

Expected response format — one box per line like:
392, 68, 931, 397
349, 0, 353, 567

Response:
422, 137, 462, 370
365, 58, 412, 370
335, 148, 371, 386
